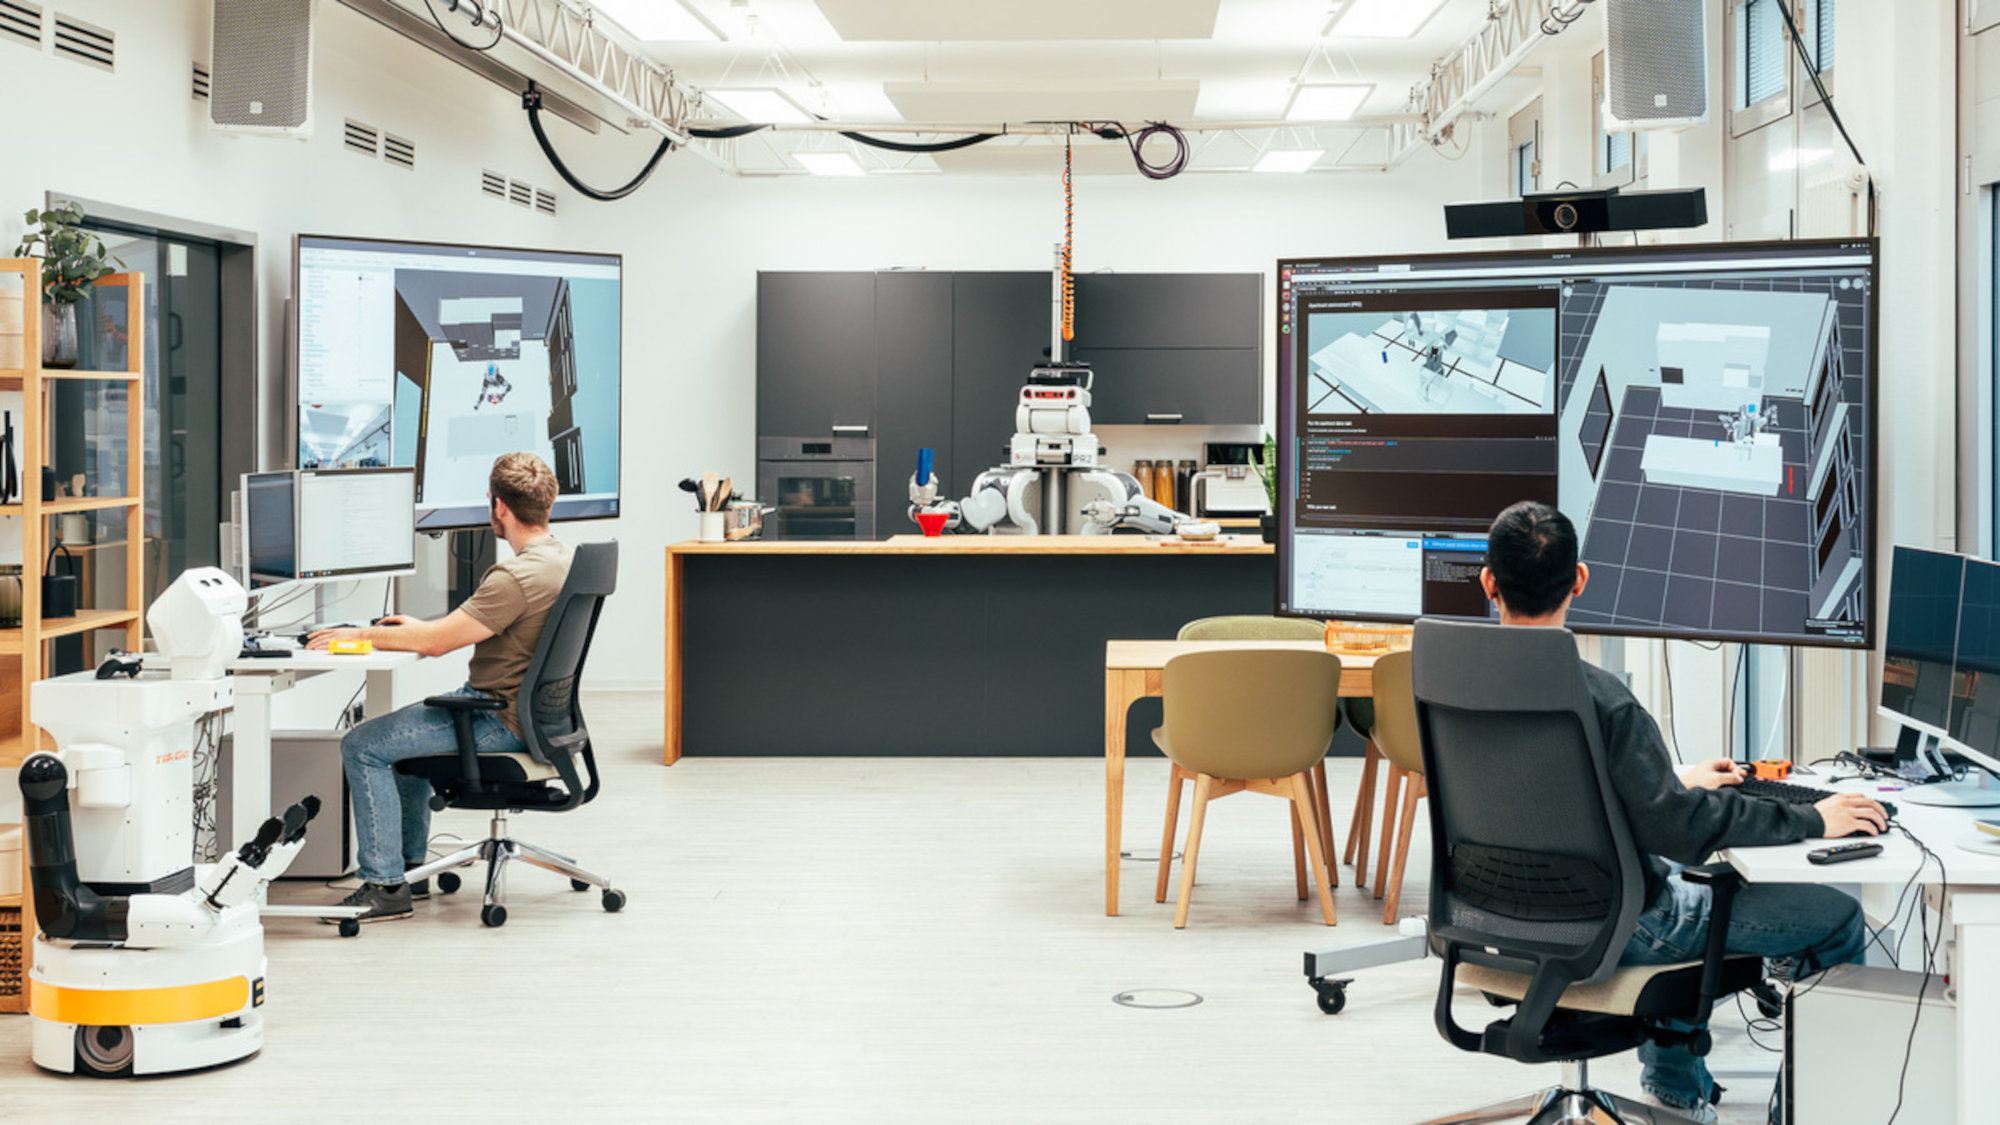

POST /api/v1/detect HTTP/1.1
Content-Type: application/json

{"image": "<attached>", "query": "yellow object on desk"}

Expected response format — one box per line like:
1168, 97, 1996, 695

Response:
329, 639, 374, 655
1324, 620, 1413, 656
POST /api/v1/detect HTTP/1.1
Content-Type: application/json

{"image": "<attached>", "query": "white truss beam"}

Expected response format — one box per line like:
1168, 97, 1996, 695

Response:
1389, 0, 1597, 166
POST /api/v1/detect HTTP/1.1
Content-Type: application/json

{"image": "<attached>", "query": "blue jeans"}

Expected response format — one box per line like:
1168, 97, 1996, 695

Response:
1621, 864, 1865, 1111
341, 686, 526, 884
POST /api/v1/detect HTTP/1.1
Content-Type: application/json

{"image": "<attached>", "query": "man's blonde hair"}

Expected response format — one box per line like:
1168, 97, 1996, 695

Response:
490, 452, 558, 527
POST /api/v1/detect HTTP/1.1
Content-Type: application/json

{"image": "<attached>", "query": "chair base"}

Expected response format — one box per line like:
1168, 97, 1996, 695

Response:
1421, 1085, 1705, 1125
404, 810, 615, 915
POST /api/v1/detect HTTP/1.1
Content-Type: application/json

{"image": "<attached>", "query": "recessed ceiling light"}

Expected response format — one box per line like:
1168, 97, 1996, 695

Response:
794, 152, 867, 177
1285, 84, 1373, 121
588, 0, 723, 42
1329, 0, 1448, 38
1253, 149, 1324, 174
708, 88, 815, 125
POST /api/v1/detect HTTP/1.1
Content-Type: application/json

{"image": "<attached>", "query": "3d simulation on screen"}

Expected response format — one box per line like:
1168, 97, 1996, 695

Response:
1276, 240, 1875, 648
294, 236, 622, 531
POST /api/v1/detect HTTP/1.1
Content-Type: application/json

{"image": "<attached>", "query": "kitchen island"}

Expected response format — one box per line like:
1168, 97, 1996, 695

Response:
663, 535, 1277, 762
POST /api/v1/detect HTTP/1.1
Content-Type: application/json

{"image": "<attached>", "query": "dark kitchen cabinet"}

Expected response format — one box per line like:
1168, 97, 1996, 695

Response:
1071, 346, 1261, 426
755, 271, 877, 438
949, 272, 1050, 496
873, 271, 954, 533
1071, 273, 1261, 350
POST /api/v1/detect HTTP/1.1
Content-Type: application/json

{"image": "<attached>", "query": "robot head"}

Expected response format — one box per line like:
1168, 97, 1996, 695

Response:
146, 568, 247, 680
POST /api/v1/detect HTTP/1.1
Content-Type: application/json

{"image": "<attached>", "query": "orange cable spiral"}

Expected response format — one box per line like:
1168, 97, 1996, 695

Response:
1062, 133, 1075, 342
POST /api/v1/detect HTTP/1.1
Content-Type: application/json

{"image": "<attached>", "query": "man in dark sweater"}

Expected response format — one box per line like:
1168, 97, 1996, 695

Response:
1480, 501, 1881, 1121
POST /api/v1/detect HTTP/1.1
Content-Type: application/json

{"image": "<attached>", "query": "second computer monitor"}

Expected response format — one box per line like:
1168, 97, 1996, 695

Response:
1949, 557, 2000, 763
1879, 546, 1965, 736
296, 467, 417, 580
243, 471, 299, 585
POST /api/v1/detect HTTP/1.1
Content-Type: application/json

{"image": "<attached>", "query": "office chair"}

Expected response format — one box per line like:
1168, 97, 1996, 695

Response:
1175, 615, 1341, 889
398, 541, 622, 928
1410, 620, 1760, 1125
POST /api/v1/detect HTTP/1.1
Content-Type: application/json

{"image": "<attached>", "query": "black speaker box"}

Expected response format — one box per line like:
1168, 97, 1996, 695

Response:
1445, 187, 1708, 239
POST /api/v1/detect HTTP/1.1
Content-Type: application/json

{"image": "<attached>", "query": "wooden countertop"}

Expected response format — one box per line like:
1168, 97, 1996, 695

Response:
667, 534, 1274, 556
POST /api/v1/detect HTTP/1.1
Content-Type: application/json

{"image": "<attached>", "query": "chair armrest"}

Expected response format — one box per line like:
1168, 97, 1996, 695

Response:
1679, 862, 1749, 1036
424, 693, 506, 712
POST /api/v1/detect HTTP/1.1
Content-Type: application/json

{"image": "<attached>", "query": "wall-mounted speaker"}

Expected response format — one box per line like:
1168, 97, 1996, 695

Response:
1604, 0, 1709, 130
211, 0, 316, 137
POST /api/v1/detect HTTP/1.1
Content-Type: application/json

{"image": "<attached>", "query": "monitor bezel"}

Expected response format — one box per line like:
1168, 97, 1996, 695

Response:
294, 465, 419, 581
1273, 236, 1881, 651
291, 232, 624, 533
1875, 546, 1964, 740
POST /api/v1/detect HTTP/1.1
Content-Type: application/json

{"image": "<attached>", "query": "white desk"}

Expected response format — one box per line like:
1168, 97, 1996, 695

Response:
1721, 780, 2000, 1122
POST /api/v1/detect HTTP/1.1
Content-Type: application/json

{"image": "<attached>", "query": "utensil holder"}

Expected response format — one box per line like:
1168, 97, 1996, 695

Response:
698, 512, 726, 543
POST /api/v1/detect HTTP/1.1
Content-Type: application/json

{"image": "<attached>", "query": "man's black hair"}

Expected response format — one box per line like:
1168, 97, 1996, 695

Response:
1486, 501, 1579, 619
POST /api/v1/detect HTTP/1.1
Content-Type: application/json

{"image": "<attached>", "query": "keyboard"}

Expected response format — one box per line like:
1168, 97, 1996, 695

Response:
1739, 777, 1898, 821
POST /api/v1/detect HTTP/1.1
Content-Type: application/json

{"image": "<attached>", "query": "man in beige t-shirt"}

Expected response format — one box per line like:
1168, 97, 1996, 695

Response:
307, 452, 574, 923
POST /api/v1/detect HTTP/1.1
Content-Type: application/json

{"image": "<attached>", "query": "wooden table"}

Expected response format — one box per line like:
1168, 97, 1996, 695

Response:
1103, 640, 1378, 916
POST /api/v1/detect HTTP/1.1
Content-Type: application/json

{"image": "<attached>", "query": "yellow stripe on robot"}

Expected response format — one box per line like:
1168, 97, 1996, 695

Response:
29, 976, 250, 1025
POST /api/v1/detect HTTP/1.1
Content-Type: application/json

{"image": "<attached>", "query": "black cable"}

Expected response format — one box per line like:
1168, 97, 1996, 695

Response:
523, 82, 675, 202
688, 123, 771, 140
422, 0, 502, 52
840, 130, 998, 154
1885, 822, 1945, 1125
1771, 0, 1875, 238
1121, 122, 1189, 180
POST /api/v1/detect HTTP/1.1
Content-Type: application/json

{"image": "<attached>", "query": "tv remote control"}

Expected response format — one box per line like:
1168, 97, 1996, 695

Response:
1807, 841, 1883, 865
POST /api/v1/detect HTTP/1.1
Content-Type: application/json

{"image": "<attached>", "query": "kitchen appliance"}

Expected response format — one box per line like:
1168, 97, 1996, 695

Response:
757, 436, 876, 540
1192, 442, 1271, 518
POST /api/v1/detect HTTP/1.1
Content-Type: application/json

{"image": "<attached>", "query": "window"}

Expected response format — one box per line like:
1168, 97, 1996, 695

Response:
1809, 0, 1835, 72
1508, 98, 1542, 197
1591, 54, 1635, 188
1514, 141, 1536, 197
1605, 130, 1632, 177
1729, 0, 1791, 136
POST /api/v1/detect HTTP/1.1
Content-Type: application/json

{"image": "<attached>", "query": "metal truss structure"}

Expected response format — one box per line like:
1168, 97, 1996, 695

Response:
1390, 0, 1598, 165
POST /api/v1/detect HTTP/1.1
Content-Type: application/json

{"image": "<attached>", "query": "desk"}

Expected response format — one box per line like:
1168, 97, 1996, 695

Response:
1103, 640, 1378, 917
1722, 785, 2000, 1122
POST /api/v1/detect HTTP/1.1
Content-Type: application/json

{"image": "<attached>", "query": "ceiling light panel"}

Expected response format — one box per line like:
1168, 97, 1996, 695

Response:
794, 152, 867, 176
708, 88, 814, 124
1285, 84, 1373, 121
588, 0, 722, 42
1253, 149, 1323, 173
1329, 0, 1448, 38
812, 0, 1219, 42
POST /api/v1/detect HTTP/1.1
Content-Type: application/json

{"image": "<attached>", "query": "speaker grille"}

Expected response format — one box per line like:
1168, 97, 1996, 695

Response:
0, 1, 41, 49
1605, 0, 1707, 124
211, 0, 313, 131
383, 132, 415, 169
52, 12, 113, 71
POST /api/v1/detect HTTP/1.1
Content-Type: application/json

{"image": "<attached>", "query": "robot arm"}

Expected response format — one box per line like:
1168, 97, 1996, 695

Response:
1072, 470, 1201, 536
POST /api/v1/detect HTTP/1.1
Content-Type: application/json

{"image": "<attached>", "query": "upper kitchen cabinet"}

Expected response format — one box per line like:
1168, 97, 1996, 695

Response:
950, 271, 1051, 494
873, 270, 954, 530
756, 271, 878, 438
1068, 273, 1262, 425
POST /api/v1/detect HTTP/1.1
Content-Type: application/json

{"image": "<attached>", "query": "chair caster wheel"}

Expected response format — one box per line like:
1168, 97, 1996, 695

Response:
337, 919, 360, 938
1312, 977, 1350, 1015
602, 889, 626, 913
437, 871, 461, 894
571, 879, 590, 892
481, 904, 507, 927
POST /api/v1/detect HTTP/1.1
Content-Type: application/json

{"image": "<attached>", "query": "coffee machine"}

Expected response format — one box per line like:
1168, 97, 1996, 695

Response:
1189, 442, 1270, 518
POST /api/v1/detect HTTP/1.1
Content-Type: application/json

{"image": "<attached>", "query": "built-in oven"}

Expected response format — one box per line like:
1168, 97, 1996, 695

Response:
756, 435, 876, 540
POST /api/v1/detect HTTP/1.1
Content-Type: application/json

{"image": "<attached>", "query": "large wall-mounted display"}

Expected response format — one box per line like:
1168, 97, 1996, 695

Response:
1276, 239, 1877, 649
293, 235, 621, 531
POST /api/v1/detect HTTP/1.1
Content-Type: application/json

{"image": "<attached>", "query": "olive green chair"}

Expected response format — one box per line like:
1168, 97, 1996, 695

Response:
1174, 616, 1341, 892
1363, 650, 1428, 924
1151, 648, 1345, 928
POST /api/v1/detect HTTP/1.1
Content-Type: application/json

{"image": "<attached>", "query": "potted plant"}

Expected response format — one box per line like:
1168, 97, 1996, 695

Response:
14, 203, 121, 369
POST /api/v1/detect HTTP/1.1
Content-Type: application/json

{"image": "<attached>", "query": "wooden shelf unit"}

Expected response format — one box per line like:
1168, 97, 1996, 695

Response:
0, 260, 145, 1014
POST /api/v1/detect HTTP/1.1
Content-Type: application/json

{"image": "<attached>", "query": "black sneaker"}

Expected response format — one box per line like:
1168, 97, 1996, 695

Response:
405, 862, 430, 900
322, 882, 413, 924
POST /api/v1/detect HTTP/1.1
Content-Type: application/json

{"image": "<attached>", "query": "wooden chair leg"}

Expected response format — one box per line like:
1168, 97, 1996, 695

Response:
1384, 775, 1425, 924
1290, 772, 1337, 925
1350, 740, 1382, 885
1290, 802, 1308, 900
1373, 765, 1404, 902
1156, 765, 1185, 904
1174, 773, 1214, 929
1311, 760, 1338, 888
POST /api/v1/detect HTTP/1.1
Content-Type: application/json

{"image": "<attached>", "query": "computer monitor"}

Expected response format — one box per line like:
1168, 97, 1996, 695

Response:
295, 467, 417, 580
1275, 239, 1877, 649
1878, 546, 1964, 736
1948, 558, 2000, 770
242, 471, 298, 586
293, 235, 621, 531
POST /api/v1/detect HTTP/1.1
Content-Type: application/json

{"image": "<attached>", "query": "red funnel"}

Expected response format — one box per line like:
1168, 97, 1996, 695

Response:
916, 511, 950, 537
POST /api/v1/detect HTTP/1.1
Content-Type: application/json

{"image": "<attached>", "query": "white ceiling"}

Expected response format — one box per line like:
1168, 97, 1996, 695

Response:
617, 0, 1511, 173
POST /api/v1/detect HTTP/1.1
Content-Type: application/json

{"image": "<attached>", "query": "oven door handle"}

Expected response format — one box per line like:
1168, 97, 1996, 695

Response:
830, 424, 871, 436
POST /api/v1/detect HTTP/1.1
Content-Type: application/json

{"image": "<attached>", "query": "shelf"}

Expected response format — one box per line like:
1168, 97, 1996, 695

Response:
0, 607, 141, 653
0, 496, 139, 517
39, 368, 138, 382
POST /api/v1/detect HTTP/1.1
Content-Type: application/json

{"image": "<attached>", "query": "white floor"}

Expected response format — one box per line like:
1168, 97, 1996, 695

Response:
0, 692, 1782, 1123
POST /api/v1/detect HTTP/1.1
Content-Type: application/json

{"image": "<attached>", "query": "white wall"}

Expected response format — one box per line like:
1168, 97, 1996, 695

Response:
0, 0, 1490, 707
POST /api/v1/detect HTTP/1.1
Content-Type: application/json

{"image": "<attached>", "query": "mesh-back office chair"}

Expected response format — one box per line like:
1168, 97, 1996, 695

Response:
1174, 616, 1341, 891
1410, 620, 1761, 1125
398, 541, 623, 928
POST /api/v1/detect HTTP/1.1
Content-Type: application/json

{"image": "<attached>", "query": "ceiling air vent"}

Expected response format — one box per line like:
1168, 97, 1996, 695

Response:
51, 11, 112, 71
507, 179, 532, 207
343, 118, 380, 157
534, 189, 556, 216
481, 170, 506, 198
383, 132, 415, 169
192, 61, 210, 100
0, 1, 41, 49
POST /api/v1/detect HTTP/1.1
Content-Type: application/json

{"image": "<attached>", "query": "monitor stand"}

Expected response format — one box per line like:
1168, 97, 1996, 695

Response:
1894, 726, 2000, 808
